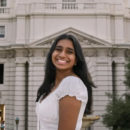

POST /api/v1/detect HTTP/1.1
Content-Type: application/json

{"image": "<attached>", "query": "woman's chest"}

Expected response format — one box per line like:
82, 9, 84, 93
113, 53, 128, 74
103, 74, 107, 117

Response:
36, 93, 59, 121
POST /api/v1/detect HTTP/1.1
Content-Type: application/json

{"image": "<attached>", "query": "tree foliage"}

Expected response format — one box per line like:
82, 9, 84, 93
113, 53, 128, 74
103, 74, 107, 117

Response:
102, 58, 130, 130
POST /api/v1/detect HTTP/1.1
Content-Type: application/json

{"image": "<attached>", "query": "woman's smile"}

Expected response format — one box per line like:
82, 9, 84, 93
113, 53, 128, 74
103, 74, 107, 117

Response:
52, 39, 76, 71
56, 59, 68, 65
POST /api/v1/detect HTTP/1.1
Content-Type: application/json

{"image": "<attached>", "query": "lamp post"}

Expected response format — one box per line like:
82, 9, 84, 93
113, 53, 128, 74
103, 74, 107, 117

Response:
0, 124, 4, 130
15, 117, 19, 130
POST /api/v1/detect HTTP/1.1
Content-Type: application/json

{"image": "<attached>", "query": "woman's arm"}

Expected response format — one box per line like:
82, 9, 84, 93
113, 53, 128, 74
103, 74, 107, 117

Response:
58, 95, 81, 130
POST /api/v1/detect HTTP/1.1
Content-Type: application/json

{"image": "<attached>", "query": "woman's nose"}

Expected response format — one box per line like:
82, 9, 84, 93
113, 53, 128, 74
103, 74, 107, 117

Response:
59, 50, 66, 57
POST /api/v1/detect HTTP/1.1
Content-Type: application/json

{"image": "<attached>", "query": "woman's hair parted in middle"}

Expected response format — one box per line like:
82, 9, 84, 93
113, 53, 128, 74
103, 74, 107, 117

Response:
36, 34, 96, 114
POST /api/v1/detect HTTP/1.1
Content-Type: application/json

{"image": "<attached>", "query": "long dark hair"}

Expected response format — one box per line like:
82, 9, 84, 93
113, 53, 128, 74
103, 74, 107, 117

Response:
36, 34, 96, 114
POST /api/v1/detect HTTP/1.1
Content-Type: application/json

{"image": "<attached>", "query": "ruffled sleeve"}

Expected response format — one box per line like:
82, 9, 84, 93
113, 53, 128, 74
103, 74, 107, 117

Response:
56, 76, 88, 103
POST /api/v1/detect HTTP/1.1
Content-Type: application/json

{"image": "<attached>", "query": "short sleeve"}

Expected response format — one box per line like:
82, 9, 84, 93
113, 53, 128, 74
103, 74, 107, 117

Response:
56, 76, 88, 103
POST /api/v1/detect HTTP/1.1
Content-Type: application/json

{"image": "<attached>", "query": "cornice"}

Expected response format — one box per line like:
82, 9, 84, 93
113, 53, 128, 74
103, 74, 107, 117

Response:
0, 47, 130, 58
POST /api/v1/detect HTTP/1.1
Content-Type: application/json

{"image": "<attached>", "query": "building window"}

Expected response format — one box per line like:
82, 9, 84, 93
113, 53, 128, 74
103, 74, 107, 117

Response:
63, 0, 76, 2
0, 64, 4, 84
0, 0, 6, 6
0, 26, 5, 38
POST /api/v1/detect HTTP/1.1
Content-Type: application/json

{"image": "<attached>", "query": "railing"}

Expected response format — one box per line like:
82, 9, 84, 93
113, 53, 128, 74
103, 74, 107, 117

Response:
0, 7, 10, 14
45, 3, 57, 9
84, 3, 96, 9
44, 2, 96, 10
62, 3, 78, 10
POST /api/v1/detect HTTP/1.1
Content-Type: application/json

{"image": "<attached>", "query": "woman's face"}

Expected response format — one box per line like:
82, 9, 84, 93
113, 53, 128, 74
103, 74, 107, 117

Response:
52, 39, 77, 71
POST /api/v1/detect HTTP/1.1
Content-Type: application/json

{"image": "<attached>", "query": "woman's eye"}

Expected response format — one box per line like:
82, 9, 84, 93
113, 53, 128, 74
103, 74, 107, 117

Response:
55, 48, 62, 51
67, 50, 73, 54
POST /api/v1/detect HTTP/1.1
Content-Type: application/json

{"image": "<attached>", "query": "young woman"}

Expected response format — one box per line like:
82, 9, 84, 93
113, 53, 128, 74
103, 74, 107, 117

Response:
36, 34, 96, 130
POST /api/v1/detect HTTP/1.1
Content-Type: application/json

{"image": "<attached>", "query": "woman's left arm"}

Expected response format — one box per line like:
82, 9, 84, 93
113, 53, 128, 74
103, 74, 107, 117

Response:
58, 95, 81, 130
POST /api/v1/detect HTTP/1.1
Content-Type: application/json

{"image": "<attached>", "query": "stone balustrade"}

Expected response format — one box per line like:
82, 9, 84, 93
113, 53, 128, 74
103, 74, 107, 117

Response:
0, 7, 11, 14
0, 2, 125, 16
44, 2, 96, 10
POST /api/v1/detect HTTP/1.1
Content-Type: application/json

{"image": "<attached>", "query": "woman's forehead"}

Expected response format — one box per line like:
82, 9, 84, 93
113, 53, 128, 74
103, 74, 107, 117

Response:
56, 39, 74, 49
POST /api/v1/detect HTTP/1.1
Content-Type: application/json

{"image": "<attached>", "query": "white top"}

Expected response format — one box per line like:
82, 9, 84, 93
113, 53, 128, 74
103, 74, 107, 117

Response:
36, 76, 88, 130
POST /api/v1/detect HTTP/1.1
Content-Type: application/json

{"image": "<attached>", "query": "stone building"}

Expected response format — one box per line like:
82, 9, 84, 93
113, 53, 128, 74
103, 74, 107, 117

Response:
0, 0, 130, 130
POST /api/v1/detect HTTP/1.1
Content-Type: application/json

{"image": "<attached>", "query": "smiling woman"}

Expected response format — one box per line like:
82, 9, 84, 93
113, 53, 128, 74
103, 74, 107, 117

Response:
36, 34, 96, 130
52, 39, 76, 71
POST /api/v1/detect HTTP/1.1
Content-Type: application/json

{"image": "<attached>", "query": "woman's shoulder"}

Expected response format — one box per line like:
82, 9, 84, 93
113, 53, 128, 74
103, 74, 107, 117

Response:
59, 76, 87, 91
56, 76, 88, 102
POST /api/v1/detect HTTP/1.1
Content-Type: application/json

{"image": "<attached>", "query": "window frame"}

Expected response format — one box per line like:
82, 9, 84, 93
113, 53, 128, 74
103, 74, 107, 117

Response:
0, 26, 5, 38
0, 0, 6, 7
0, 25, 7, 40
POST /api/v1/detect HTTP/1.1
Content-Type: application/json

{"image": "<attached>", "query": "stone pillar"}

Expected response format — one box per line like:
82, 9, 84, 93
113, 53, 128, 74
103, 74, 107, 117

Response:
16, 16, 26, 44
93, 49, 112, 130
29, 15, 35, 43
34, 15, 44, 40
28, 49, 46, 130
115, 16, 125, 44
14, 49, 28, 130
106, 15, 111, 42
5, 50, 16, 130
114, 2, 124, 44
112, 49, 126, 96
96, 16, 107, 41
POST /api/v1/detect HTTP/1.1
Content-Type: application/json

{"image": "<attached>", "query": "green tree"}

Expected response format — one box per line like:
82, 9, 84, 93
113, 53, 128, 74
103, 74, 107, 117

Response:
102, 58, 130, 130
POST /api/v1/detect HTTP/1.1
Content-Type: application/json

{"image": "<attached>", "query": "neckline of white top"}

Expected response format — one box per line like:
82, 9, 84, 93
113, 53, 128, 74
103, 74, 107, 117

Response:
39, 75, 80, 104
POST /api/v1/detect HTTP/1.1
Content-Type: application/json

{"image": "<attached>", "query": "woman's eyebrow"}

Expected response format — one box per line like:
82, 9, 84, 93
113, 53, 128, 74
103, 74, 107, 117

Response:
56, 45, 62, 48
56, 46, 74, 51
67, 47, 74, 51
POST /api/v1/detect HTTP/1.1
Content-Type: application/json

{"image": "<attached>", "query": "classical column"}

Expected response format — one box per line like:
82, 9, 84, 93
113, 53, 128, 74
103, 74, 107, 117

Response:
14, 49, 28, 130
16, 16, 26, 44
27, 49, 47, 130
29, 15, 35, 43
96, 15, 107, 41
114, 2, 124, 44
112, 49, 126, 96
5, 50, 16, 130
93, 49, 112, 130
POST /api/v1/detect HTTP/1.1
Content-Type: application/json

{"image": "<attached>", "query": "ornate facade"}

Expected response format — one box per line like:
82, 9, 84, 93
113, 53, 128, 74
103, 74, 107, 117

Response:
0, 0, 130, 130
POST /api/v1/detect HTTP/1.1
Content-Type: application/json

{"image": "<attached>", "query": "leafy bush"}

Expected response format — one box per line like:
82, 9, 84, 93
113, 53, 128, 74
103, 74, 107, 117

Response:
102, 58, 130, 130
102, 93, 130, 130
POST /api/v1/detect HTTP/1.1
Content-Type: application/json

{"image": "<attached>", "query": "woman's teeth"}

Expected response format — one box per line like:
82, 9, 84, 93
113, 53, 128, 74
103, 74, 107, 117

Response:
58, 60, 66, 63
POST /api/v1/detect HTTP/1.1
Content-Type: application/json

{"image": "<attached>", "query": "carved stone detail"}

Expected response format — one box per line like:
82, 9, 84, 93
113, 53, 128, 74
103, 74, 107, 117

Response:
112, 49, 126, 57
96, 49, 108, 57
7, 50, 15, 58
107, 49, 113, 57
83, 40, 91, 45
15, 49, 29, 57
78, 36, 84, 42
28, 49, 34, 57
83, 49, 97, 57
36, 32, 103, 47
0, 51, 8, 58
43, 49, 49, 56
37, 40, 53, 47
111, 50, 118, 57
67, 32, 78, 39
34, 49, 44, 57
125, 49, 130, 57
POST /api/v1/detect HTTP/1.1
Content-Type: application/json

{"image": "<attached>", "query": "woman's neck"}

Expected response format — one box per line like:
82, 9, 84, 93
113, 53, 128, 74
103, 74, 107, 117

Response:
55, 69, 75, 85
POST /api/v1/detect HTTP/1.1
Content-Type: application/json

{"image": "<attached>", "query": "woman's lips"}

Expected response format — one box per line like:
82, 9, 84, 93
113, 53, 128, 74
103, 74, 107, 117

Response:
56, 59, 68, 65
